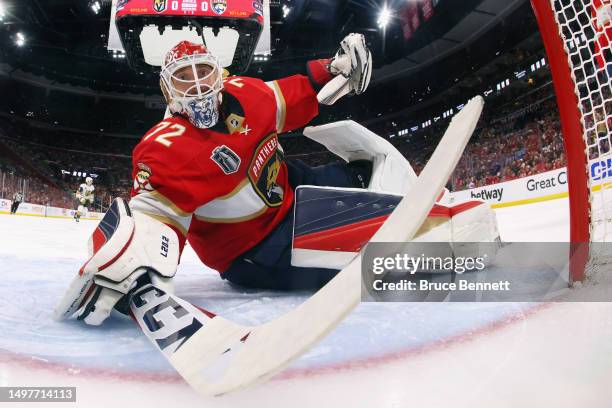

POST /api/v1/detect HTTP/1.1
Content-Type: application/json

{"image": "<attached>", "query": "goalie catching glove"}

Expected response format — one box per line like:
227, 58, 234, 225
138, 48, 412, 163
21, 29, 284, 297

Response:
53, 198, 180, 325
318, 33, 373, 105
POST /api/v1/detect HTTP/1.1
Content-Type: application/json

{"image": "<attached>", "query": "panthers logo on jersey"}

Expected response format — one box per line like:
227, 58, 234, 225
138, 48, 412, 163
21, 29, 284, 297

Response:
134, 162, 154, 193
248, 133, 284, 207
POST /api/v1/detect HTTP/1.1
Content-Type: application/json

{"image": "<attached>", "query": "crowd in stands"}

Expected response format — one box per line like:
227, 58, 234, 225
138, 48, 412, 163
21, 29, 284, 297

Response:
0, 120, 134, 209
0, 161, 73, 208
0, 82, 592, 211
584, 86, 612, 160
372, 84, 572, 191
449, 97, 566, 190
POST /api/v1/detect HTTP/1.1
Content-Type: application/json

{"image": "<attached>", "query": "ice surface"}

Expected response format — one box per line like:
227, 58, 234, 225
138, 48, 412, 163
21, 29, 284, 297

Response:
0, 198, 611, 408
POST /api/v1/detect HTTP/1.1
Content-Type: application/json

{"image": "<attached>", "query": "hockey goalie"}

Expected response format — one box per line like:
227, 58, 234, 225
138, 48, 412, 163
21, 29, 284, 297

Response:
55, 35, 499, 326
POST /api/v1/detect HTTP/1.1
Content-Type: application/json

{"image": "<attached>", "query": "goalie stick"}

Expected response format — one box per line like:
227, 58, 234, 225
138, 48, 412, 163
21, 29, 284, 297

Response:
129, 96, 485, 396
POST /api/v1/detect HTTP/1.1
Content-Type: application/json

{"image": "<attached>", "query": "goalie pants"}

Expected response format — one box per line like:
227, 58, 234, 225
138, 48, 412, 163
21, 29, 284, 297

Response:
221, 159, 371, 291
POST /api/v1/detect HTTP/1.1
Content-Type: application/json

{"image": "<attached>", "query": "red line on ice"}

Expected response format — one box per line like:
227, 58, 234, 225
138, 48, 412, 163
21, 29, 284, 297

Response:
0, 303, 552, 385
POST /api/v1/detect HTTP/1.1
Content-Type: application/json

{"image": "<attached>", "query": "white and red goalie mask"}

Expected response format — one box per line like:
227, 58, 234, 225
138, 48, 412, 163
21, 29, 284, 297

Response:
160, 40, 224, 129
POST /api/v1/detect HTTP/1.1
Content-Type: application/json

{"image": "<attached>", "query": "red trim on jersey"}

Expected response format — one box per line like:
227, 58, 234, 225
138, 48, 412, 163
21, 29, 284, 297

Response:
275, 75, 320, 132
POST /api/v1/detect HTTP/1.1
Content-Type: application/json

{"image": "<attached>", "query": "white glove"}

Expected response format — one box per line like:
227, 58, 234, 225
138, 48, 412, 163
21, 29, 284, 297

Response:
54, 198, 180, 325
330, 33, 372, 94
318, 33, 372, 105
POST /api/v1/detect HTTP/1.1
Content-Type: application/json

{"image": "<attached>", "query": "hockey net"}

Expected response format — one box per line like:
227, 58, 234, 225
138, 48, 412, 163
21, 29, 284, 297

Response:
531, 0, 612, 283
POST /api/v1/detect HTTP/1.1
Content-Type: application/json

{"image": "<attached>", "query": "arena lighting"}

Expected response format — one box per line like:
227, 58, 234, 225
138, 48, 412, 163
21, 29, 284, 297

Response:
282, 4, 291, 18
15, 32, 25, 47
0, 2, 5, 21
91, 1, 101, 14
110, 49, 126, 59
253, 53, 270, 62
377, 5, 391, 29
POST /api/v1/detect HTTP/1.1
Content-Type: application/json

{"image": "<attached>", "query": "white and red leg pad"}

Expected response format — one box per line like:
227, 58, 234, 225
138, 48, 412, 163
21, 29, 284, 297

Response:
53, 198, 180, 321
291, 186, 500, 270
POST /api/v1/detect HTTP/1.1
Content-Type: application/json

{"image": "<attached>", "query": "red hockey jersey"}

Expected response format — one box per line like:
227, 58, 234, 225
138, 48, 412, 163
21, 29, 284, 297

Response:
129, 75, 319, 272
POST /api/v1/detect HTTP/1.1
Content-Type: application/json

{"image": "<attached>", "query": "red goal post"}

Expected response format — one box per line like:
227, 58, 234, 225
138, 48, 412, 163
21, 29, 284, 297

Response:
531, 0, 612, 283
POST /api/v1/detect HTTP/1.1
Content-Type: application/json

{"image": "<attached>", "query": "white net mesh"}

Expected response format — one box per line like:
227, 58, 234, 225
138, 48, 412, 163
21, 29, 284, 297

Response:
549, 0, 612, 265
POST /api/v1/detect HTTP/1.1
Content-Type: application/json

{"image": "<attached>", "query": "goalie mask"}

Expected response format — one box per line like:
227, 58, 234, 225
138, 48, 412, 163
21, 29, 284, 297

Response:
160, 41, 224, 129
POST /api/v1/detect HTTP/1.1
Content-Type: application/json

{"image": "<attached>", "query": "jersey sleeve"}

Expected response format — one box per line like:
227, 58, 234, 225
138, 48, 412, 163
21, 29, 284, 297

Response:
265, 75, 319, 133
306, 58, 334, 91
129, 120, 215, 240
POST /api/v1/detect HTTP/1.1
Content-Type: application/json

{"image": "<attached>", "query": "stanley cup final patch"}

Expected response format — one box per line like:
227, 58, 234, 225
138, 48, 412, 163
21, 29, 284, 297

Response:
248, 134, 284, 207
211, 145, 241, 175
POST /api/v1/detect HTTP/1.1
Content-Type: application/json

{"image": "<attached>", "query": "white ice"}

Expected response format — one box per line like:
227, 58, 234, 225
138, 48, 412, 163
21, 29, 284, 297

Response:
0, 198, 611, 407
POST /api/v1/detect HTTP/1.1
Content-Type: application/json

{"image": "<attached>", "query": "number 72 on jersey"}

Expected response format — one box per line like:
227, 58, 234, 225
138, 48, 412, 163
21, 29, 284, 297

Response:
144, 122, 186, 147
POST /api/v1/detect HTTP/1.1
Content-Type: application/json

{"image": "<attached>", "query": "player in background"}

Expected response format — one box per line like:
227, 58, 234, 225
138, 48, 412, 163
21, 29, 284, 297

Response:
592, 0, 612, 77
59, 34, 372, 325
10, 191, 23, 214
74, 176, 95, 222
